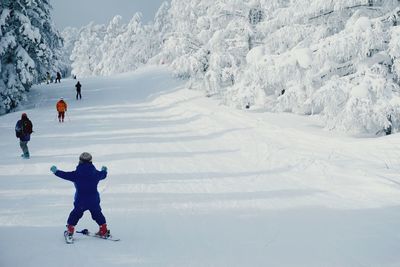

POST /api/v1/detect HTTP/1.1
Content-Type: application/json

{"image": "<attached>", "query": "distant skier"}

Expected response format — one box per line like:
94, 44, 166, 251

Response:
75, 81, 82, 100
46, 72, 51, 84
56, 97, 68, 122
55, 72, 61, 83
50, 152, 111, 241
15, 113, 33, 159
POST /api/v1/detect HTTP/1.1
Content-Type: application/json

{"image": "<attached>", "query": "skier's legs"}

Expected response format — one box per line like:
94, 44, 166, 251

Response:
89, 205, 106, 225
60, 112, 65, 122
19, 140, 25, 153
67, 205, 86, 226
19, 141, 29, 157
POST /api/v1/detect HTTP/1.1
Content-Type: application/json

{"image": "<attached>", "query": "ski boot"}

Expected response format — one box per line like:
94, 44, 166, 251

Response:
64, 225, 74, 244
95, 224, 110, 238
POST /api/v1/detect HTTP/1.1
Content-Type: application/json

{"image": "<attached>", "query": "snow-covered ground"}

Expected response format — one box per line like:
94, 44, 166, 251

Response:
1, 66, 400, 267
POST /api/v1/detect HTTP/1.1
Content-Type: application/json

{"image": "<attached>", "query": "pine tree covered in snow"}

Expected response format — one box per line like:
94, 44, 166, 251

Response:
66, 0, 400, 135
0, 0, 65, 114
226, 0, 400, 134
148, 1, 172, 65
99, 13, 144, 75
92, 16, 124, 76
159, 0, 258, 96
60, 26, 79, 77
70, 3, 172, 78
70, 22, 106, 77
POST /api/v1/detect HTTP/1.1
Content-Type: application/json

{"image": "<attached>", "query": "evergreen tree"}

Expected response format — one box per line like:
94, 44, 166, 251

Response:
110, 13, 144, 74
61, 26, 80, 77
70, 22, 105, 77
228, 0, 400, 134
0, 0, 64, 114
94, 15, 124, 76
65, 0, 400, 135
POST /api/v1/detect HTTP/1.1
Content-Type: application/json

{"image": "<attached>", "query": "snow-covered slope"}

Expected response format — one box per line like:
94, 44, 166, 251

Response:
1, 66, 400, 267
65, 1, 400, 135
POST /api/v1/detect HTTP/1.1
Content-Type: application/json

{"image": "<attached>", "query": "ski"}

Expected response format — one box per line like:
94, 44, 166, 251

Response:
76, 229, 120, 242
64, 231, 74, 244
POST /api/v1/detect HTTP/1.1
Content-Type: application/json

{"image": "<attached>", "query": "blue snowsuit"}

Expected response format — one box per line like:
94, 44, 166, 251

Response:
54, 162, 107, 226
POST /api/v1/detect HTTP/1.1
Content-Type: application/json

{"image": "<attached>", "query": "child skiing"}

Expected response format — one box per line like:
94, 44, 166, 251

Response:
56, 97, 67, 122
15, 113, 33, 159
50, 152, 111, 243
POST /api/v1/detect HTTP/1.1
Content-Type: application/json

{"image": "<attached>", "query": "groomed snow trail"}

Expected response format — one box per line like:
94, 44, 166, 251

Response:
1, 66, 400, 267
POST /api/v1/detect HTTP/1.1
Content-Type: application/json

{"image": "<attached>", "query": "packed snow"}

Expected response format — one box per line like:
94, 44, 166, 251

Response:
1, 66, 400, 266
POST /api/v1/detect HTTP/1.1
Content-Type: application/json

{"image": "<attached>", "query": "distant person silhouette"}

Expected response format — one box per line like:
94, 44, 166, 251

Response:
55, 72, 61, 83
46, 72, 51, 84
75, 81, 82, 100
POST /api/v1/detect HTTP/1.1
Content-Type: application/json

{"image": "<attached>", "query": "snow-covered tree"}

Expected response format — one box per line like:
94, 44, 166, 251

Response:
101, 13, 144, 75
61, 26, 80, 77
27, 0, 65, 78
71, 2, 172, 77
160, 0, 259, 96
147, 1, 172, 65
226, 0, 400, 135
66, 0, 400, 135
70, 22, 105, 77
93, 15, 124, 76
0, 0, 64, 114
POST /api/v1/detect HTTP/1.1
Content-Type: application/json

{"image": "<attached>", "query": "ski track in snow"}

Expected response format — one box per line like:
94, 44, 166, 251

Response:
1, 66, 400, 266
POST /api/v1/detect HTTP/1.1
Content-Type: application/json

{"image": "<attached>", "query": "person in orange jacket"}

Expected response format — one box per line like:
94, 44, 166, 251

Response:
56, 97, 68, 123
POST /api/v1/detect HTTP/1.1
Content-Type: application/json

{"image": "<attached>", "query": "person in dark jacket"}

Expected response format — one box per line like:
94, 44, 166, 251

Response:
50, 152, 111, 239
15, 113, 33, 159
55, 72, 61, 83
75, 81, 82, 100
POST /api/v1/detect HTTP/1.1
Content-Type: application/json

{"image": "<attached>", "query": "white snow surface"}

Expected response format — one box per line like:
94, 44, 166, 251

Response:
1, 66, 400, 266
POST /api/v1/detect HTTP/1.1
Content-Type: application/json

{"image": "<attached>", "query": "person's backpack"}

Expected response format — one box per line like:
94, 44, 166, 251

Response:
15, 121, 22, 138
15, 129, 22, 138
22, 119, 33, 135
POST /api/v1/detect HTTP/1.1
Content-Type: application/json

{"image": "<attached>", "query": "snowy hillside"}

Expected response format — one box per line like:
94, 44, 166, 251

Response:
1, 66, 400, 266
63, 0, 400, 135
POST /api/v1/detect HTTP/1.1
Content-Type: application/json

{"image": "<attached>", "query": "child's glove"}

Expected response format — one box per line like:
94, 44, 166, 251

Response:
101, 166, 107, 172
50, 165, 58, 173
